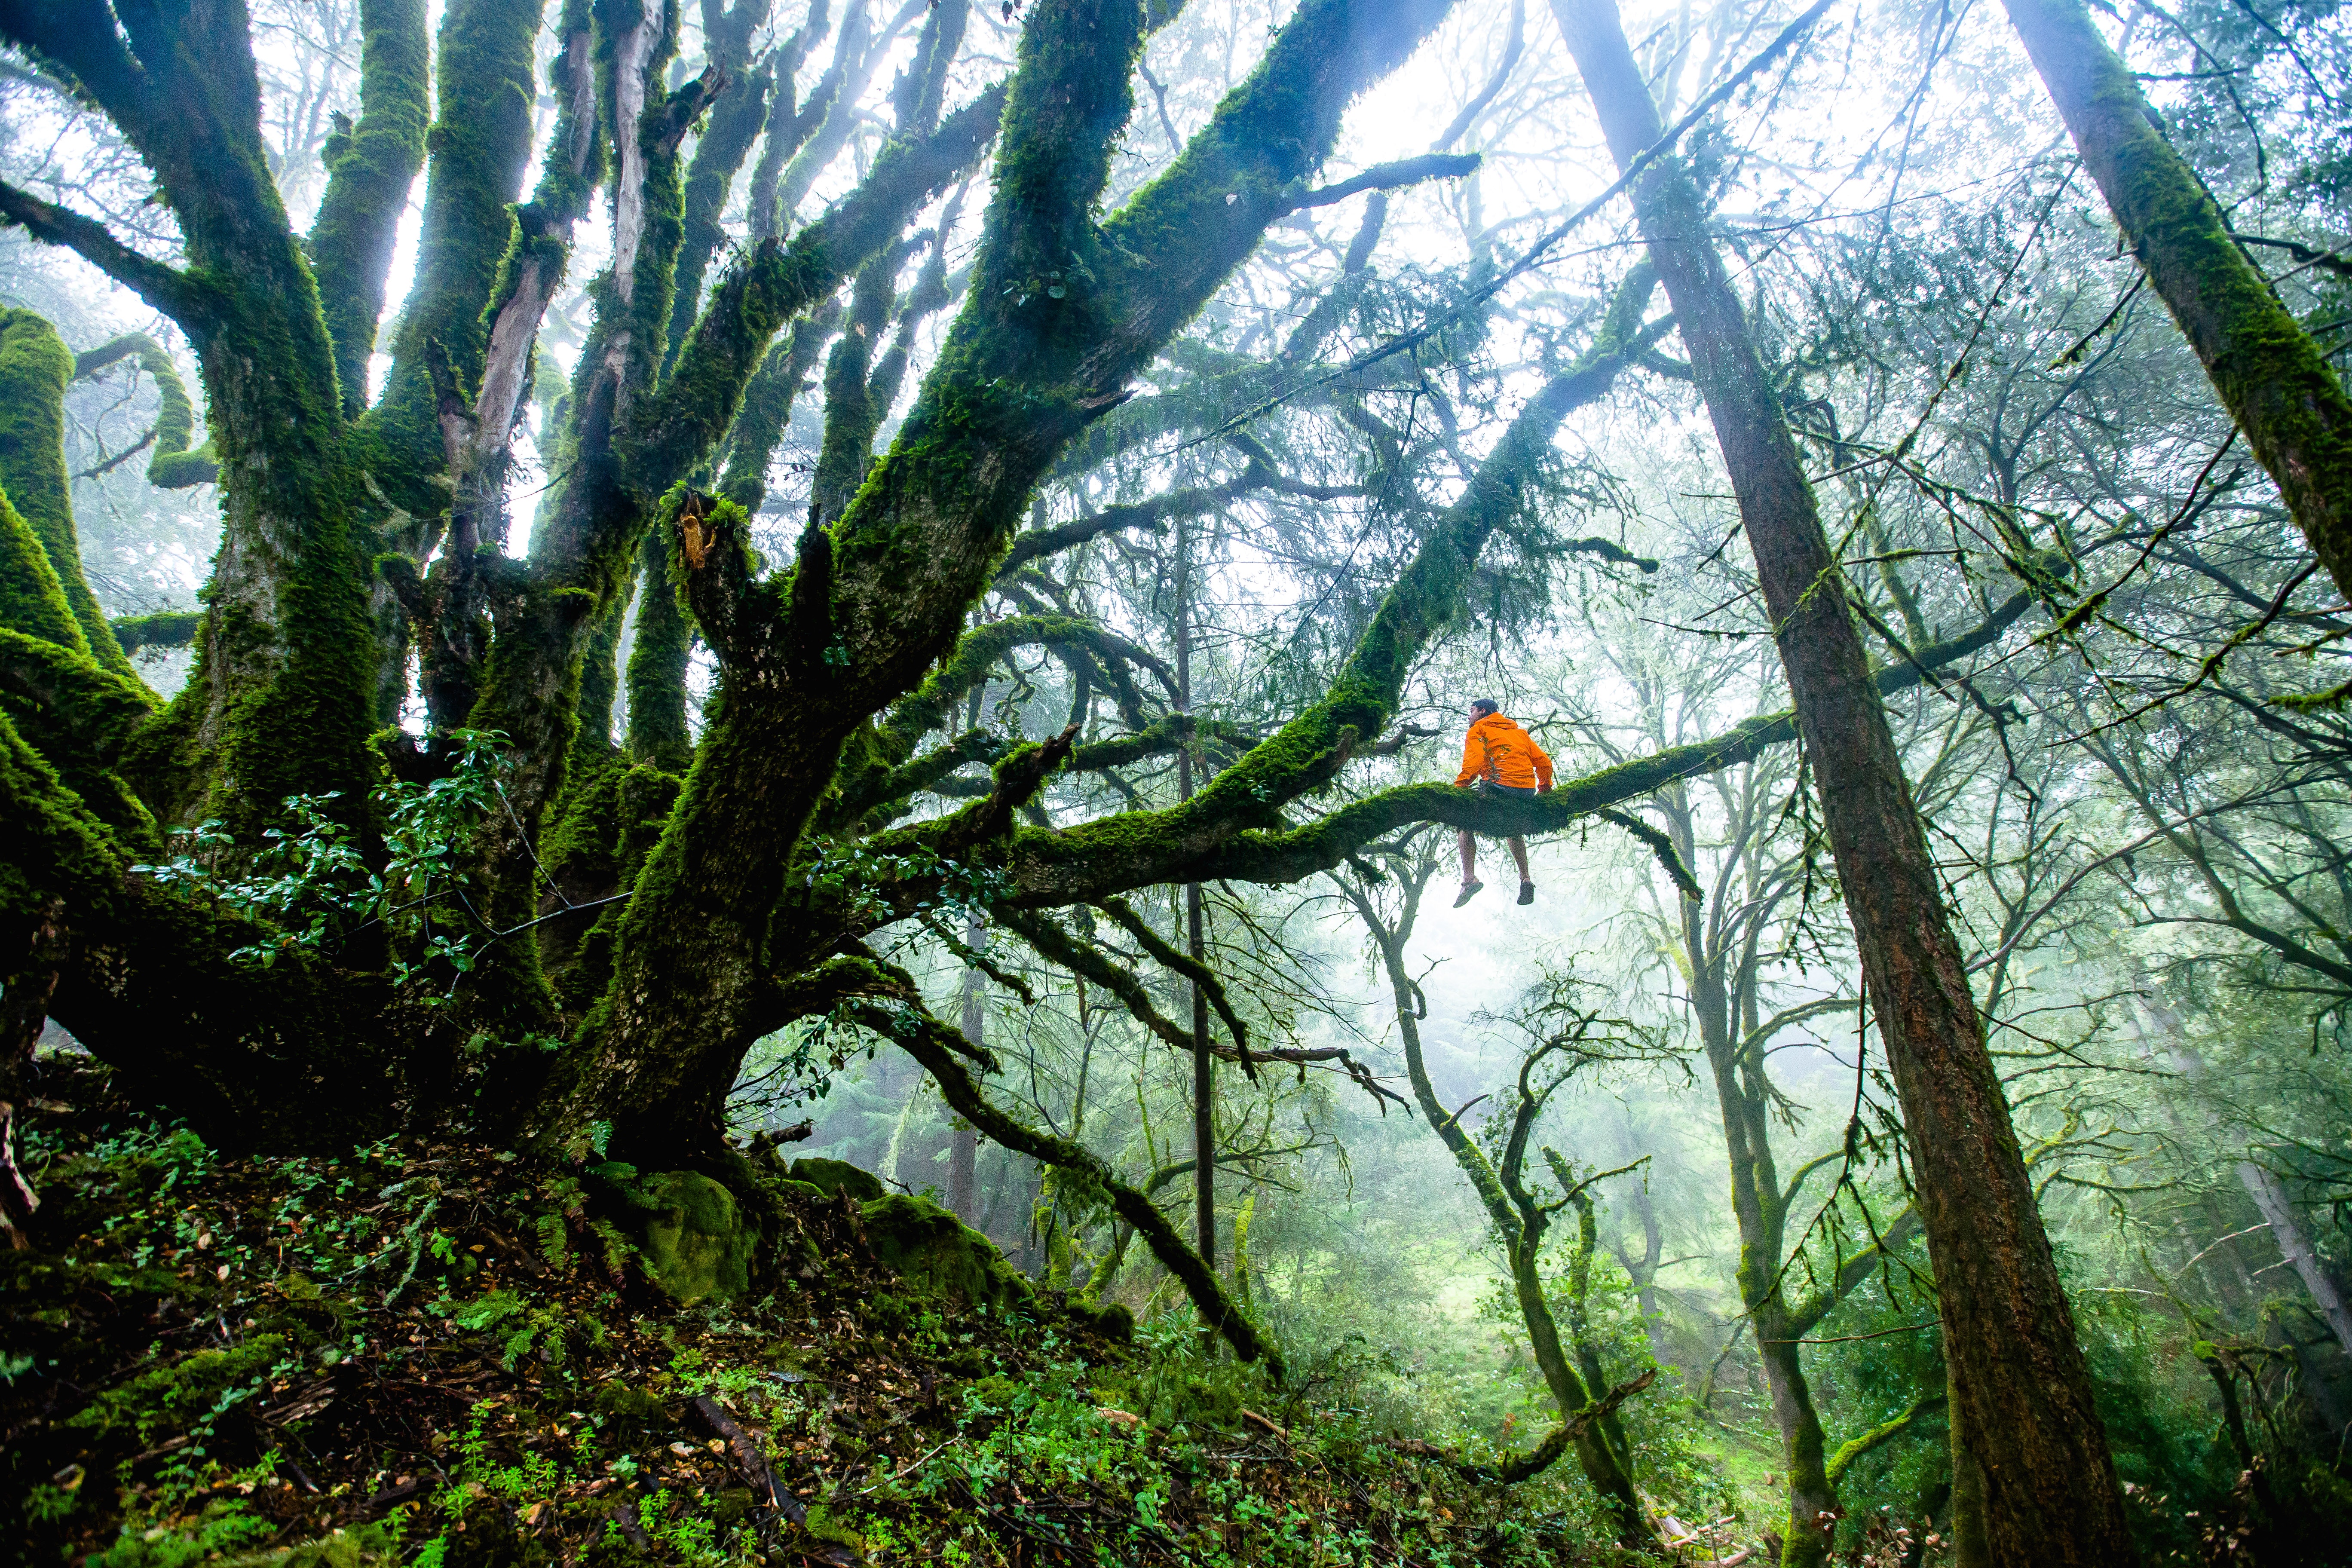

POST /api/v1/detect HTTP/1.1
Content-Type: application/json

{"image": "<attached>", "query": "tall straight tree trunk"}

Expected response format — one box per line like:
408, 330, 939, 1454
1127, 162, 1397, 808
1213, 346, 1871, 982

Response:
949, 913, 983, 1220
2001, 0, 2352, 606
1549, 3, 2137, 1562
1173, 514, 1216, 1283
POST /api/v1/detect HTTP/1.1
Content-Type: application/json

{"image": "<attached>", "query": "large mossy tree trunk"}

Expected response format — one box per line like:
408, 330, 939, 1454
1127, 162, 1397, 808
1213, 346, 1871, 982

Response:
1548, 1, 2138, 1562
522, 0, 1464, 1169
2002, 0, 2352, 609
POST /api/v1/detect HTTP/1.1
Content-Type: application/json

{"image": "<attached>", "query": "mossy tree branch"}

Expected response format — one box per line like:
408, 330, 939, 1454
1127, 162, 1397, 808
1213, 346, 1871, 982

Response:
2003, 0, 2352, 605
307, 0, 431, 418
0, 312, 133, 675
71, 334, 216, 488
981, 585, 2034, 904
1823, 1393, 1948, 1488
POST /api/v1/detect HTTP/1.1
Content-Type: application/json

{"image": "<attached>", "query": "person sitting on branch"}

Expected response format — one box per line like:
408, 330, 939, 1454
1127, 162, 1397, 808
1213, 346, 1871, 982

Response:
1454, 697, 1552, 907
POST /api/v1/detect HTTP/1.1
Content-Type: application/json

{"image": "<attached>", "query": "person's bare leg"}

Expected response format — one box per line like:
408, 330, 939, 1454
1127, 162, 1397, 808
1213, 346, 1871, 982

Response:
1507, 836, 1531, 883
1459, 829, 1479, 886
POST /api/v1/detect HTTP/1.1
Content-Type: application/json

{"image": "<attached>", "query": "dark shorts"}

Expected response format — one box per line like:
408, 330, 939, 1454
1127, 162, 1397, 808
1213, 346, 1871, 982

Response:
1469, 780, 1536, 837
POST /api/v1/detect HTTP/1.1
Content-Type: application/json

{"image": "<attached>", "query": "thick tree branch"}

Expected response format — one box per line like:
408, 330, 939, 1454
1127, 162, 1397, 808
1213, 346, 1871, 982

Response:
0, 180, 192, 321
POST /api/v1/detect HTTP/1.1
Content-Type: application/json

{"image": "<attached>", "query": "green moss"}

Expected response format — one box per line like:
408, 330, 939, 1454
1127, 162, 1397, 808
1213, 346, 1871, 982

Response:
535, 756, 680, 1013
0, 477, 85, 654
2006, 0, 2352, 602
0, 626, 161, 843
0, 311, 129, 673
625, 520, 692, 772
110, 611, 203, 655
65, 1337, 287, 1447
601, 1167, 755, 1303
717, 307, 836, 514
306, 0, 430, 414
787, 1157, 883, 1203
71, 334, 216, 489
859, 1191, 1036, 1314
352, 0, 549, 524
660, 0, 778, 377
568, 573, 629, 781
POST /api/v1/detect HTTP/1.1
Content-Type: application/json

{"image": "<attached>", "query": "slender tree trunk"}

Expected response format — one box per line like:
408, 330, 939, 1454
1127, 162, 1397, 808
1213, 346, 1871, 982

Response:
949, 914, 983, 1219
1550, 3, 2135, 1561
2236, 1160, 2352, 1357
2001, 0, 2352, 606
1351, 863, 1652, 1549
1174, 513, 1216, 1278
1659, 794, 1840, 1566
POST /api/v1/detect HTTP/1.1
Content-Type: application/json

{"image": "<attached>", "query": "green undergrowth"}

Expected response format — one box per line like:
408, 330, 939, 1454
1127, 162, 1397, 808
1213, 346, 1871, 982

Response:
5, 1060, 1628, 1567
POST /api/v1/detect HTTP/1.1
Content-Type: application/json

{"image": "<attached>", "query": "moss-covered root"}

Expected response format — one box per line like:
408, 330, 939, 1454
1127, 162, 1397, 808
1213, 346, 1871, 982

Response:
2003, 0, 2352, 603
0, 311, 132, 674
70, 334, 217, 488
0, 704, 400, 1150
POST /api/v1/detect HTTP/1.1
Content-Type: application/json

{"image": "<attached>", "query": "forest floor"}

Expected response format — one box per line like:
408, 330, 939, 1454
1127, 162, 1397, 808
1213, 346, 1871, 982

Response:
3, 1058, 1632, 1568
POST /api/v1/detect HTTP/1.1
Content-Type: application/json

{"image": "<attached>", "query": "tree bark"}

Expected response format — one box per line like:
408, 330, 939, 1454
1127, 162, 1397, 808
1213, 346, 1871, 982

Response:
2001, 0, 2352, 606
1549, 2, 2136, 1562
949, 914, 983, 1219
1173, 511, 1216, 1280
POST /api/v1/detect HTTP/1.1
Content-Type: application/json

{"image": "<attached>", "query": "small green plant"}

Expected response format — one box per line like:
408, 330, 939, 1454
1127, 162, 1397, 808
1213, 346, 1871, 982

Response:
135, 729, 514, 998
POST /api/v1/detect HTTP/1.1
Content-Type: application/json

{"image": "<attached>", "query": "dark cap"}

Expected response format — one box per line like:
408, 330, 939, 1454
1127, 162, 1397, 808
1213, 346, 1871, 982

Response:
1470, 698, 1499, 715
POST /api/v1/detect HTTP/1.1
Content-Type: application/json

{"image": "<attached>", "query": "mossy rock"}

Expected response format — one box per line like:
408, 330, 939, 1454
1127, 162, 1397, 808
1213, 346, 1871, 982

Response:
788, 1158, 885, 1203
1072, 1298, 1135, 1343
858, 1193, 1032, 1314
592, 1167, 756, 1304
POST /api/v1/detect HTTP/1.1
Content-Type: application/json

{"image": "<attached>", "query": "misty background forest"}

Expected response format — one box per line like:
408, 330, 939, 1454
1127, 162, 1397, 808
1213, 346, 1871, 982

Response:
3, 0, 2351, 1564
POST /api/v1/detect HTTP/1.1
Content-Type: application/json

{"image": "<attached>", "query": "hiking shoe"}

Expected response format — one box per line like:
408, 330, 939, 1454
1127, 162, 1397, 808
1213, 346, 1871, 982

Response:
1452, 880, 1484, 908
1517, 881, 1535, 905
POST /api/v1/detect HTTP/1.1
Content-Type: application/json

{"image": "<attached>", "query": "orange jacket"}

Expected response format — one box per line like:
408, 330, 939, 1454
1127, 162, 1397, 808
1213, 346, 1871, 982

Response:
1456, 712, 1552, 790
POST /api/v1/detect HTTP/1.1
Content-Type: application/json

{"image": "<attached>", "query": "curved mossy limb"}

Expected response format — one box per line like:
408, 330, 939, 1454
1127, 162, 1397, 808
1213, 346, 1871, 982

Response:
0, 311, 130, 674
71, 334, 217, 489
0, 479, 84, 655
306, 0, 431, 417
0, 0, 384, 841
110, 611, 204, 656
0, 627, 160, 843
2003, 0, 2352, 605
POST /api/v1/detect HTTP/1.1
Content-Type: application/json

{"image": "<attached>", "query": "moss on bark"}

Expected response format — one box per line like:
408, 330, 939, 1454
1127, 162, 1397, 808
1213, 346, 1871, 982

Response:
0, 479, 83, 656
307, 0, 431, 417
624, 513, 692, 772
2003, 0, 2352, 604
0, 312, 128, 674
72, 334, 216, 489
